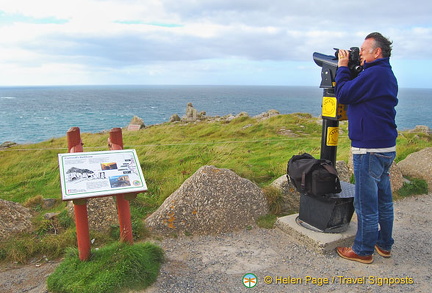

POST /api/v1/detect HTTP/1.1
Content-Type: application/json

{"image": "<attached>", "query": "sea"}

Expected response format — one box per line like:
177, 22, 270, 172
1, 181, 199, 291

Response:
0, 85, 431, 144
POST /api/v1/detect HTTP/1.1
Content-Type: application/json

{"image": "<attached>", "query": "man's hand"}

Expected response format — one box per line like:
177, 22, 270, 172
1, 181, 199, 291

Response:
338, 49, 350, 67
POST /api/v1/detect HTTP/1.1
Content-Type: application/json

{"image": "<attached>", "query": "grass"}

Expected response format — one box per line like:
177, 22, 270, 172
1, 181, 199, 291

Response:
47, 242, 164, 293
257, 214, 278, 229
396, 177, 429, 198
0, 113, 431, 264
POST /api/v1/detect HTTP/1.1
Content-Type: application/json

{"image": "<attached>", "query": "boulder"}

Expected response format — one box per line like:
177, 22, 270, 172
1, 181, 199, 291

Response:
336, 160, 351, 183
67, 197, 118, 232
182, 103, 198, 122
145, 165, 269, 236
270, 175, 300, 214
398, 147, 432, 191
0, 199, 33, 240
181, 103, 206, 122
42, 198, 58, 209
169, 113, 181, 122
127, 115, 145, 131
389, 163, 404, 192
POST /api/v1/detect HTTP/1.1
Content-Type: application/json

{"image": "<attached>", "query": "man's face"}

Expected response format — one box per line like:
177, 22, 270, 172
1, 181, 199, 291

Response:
360, 38, 378, 65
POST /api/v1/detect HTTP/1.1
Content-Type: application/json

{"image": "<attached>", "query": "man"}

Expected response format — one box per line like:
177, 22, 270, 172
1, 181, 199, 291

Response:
335, 32, 398, 264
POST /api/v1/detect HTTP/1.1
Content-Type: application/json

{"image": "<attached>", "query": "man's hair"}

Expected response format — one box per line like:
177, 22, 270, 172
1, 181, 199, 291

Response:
365, 32, 393, 57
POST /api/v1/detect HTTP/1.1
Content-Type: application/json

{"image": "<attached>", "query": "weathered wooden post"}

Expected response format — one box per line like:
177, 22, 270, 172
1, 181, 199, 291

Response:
67, 127, 91, 261
60, 127, 147, 258
108, 127, 135, 244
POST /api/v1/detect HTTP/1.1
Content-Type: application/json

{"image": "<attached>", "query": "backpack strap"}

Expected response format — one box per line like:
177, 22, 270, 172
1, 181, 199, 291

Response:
320, 162, 342, 193
301, 172, 306, 192
321, 163, 338, 176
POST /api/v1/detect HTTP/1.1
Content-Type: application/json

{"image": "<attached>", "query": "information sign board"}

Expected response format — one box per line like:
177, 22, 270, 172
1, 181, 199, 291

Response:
58, 149, 147, 200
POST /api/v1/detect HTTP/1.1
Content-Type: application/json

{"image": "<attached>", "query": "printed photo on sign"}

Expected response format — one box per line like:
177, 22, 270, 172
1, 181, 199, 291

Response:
101, 162, 118, 170
109, 175, 131, 188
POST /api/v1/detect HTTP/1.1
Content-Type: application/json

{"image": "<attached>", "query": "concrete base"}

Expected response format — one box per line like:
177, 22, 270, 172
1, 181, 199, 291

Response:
275, 213, 357, 254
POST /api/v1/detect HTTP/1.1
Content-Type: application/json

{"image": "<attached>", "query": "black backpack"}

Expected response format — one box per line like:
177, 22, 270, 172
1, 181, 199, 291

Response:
287, 153, 342, 196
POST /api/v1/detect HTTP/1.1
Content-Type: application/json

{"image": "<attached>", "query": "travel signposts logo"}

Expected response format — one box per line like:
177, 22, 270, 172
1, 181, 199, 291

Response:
243, 273, 258, 288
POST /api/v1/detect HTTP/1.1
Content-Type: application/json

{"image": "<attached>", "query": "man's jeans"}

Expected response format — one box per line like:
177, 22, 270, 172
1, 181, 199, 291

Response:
352, 152, 396, 256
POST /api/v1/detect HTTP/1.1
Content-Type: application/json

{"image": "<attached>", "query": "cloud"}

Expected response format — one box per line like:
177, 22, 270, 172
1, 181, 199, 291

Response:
0, 0, 431, 86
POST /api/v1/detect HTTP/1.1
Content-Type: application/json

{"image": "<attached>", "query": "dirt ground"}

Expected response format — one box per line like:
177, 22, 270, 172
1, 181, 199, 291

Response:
1, 194, 431, 293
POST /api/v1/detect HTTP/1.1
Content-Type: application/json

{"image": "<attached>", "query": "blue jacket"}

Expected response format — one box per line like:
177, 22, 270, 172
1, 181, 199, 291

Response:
335, 58, 398, 148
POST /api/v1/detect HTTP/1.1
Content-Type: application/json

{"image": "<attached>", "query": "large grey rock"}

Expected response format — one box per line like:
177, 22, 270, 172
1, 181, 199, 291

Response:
270, 175, 300, 214
169, 113, 181, 122
390, 163, 404, 192
181, 103, 206, 122
127, 115, 145, 130
0, 199, 33, 240
67, 197, 118, 232
398, 147, 432, 191
336, 160, 351, 183
145, 165, 269, 236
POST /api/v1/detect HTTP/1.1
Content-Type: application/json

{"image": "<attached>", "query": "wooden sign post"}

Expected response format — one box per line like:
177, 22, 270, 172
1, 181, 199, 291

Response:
108, 128, 135, 244
60, 127, 147, 260
66, 127, 91, 261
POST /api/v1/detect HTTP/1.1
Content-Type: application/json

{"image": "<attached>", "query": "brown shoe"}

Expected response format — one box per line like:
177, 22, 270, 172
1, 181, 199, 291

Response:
375, 245, 391, 258
336, 247, 373, 264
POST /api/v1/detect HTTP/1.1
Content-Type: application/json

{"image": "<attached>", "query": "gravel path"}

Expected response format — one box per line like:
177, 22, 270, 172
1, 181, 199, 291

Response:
1, 194, 431, 293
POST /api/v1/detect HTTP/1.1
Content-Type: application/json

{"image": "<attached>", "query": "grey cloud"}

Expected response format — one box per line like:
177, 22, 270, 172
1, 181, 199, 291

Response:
161, 0, 432, 27
16, 0, 432, 69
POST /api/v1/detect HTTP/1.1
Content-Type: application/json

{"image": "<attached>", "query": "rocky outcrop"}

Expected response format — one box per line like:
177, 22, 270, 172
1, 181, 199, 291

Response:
171, 105, 283, 124
407, 125, 431, 134
181, 103, 206, 122
0, 199, 33, 240
145, 165, 269, 236
127, 115, 145, 131
0, 141, 17, 150
253, 109, 280, 120
169, 113, 181, 122
398, 147, 432, 191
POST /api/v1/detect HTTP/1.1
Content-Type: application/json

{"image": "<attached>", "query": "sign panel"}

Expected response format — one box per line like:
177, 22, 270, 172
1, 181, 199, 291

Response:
58, 149, 147, 201
322, 96, 337, 118
322, 96, 348, 121
326, 127, 339, 146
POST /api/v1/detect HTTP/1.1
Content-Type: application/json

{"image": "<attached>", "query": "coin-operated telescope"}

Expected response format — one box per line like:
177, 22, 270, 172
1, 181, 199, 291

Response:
313, 47, 362, 89
312, 47, 362, 162
294, 48, 363, 233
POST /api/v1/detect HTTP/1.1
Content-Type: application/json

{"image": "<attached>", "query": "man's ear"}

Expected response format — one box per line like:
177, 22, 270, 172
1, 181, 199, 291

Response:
374, 47, 383, 59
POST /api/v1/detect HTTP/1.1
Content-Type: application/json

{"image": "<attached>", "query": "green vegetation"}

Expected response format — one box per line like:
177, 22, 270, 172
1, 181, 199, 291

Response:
257, 214, 278, 229
47, 242, 164, 293
0, 113, 431, 264
396, 177, 429, 198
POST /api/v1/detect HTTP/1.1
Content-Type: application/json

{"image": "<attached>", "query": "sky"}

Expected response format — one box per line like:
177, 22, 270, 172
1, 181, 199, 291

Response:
0, 0, 431, 88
